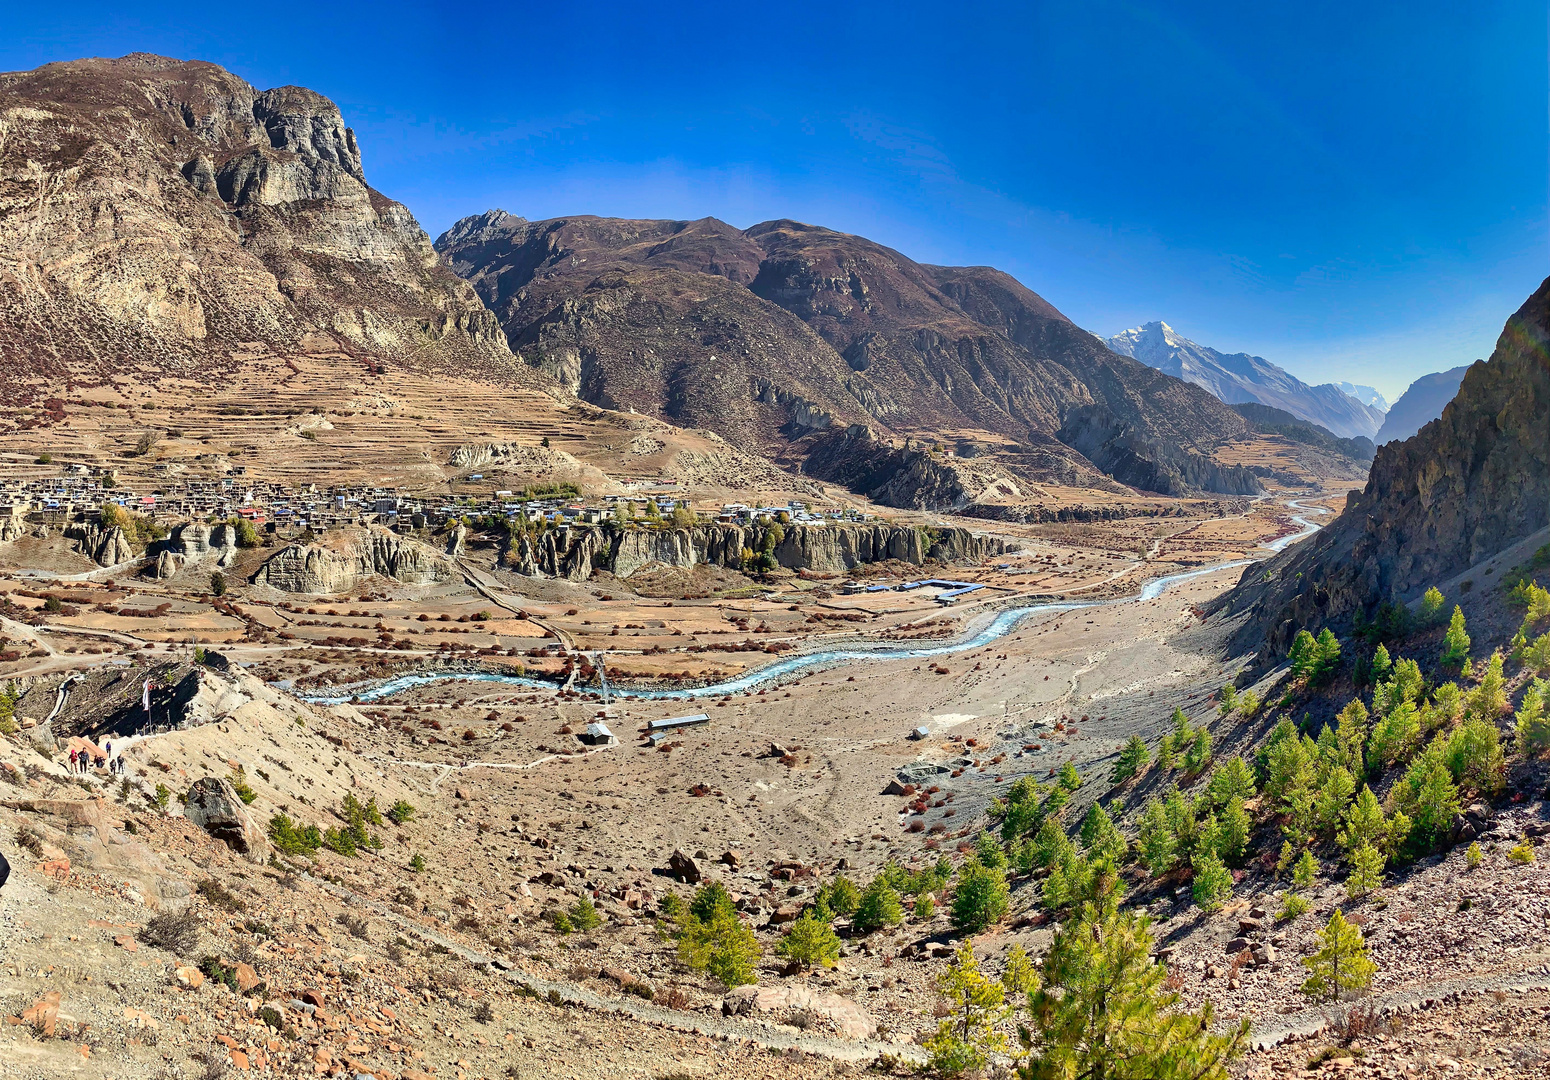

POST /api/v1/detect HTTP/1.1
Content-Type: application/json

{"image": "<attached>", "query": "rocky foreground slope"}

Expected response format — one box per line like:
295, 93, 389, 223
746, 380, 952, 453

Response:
0, 54, 525, 406
435, 211, 1262, 500
1212, 276, 1550, 655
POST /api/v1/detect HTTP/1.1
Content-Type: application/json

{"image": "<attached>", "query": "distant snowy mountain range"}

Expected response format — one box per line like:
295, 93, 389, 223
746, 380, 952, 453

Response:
1102, 322, 1386, 440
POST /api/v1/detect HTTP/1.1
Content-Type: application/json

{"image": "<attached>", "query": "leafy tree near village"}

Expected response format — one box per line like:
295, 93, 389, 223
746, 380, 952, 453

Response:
1302, 910, 1376, 1001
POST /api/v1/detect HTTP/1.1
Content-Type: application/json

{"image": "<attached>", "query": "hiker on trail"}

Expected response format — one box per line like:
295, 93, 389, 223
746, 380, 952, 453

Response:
67, 749, 77, 774
0, 849, 9, 891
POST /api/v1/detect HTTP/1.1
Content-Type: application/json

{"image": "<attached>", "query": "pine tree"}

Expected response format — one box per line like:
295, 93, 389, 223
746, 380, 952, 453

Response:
1080, 803, 1125, 863
1313, 766, 1357, 840
676, 907, 761, 987
1289, 629, 1317, 681
776, 911, 841, 969
1338, 785, 1390, 855
1032, 816, 1071, 870
1218, 797, 1251, 866
1368, 699, 1421, 769
1467, 651, 1508, 721
1313, 627, 1343, 683
1163, 787, 1200, 862
1410, 759, 1462, 849
951, 859, 1010, 933
852, 879, 905, 934
1191, 846, 1233, 911
1301, 910, 1376, 1001
824, 874, 860, 917
1345, 842, 1385, 900
1058, 761, 1082, 791
1020, 891, 1248, 1080
1292, 849, 1319, 890
1442, 606, 1471, 667
1184, 727, 1213, 773
1206, 756, 1257, 809
1334, 699, 1368, 776
1419, 586, 1446, 625
923, 942, 1008, 1076
1138, 799, 1177, 877
1444, 716, 1505, 795
1110, 735, 1151, 783
1516, 678, 1550, 757
1370, 643, 1393, 682
1219, 683, 1239, 717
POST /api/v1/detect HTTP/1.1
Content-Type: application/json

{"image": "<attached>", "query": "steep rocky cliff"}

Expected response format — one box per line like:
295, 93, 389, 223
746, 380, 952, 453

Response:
435, 211, 1257, 501
504, 521, 1003, 581
0, 54, 521, 406
1212, 278, 1550, 656
253, 526, 456, 593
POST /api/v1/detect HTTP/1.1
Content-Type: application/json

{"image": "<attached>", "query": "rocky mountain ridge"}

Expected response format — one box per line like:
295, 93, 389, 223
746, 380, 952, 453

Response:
435, 212, 1261, 501
1376, 365, 1472, 444
1212, 277, 1550, 656
1105, 321, 1386, 440
0, 54, 526, 408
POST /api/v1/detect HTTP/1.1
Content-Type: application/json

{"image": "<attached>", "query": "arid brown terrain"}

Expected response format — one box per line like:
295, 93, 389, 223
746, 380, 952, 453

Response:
2, 49, 1549, 1080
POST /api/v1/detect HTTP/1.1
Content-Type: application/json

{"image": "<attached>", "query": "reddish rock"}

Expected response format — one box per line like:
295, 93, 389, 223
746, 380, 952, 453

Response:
301, 988, 325, 1009
113, 934, 138, 952
234, 962, 261, 993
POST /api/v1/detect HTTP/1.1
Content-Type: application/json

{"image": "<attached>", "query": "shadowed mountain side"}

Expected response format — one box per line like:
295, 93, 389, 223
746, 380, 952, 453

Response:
1376, 365, 1472, 444
437, 211, 1260, 501
1211, 277, 1550, 658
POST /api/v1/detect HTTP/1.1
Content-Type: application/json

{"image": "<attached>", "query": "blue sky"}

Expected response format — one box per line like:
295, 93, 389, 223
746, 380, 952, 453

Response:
4, 1, 1545, 399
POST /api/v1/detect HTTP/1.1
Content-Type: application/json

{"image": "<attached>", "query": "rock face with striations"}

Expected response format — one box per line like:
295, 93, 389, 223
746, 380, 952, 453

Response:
253, 526, 456, 593
435, 211, 1259, 502
183, 777, 270, 864
1213, 278, 1550, 657
0, 54, 522, 406
504, 522, 1003, 581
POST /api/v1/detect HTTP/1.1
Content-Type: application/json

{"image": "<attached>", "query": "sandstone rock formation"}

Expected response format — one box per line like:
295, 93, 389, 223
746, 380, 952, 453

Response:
1214, 277, 1550, 656
253, 526, 456, 593
68, 524, 135, 567
0, 54, 526, 408
183, 777, 270, 864
504, 521, 1003, 580
154, 522, 239, 577
435, 211, 1259, 502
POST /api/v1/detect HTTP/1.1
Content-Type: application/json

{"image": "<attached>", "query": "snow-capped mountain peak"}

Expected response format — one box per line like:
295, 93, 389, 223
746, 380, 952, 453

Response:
1104, 322, 1386, 440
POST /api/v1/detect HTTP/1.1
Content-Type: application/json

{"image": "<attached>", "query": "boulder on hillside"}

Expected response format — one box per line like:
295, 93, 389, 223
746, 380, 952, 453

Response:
667, 849, 702, 883
184, 777, 270, 863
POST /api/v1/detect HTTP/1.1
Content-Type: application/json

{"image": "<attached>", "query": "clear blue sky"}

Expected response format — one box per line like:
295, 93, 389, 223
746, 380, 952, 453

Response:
4, 1, 1546, 399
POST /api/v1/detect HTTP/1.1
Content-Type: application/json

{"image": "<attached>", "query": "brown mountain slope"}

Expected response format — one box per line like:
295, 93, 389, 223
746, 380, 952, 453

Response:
435, 211, 1262, 500
0, 53, 521, 406
1212, 275, 1550, 656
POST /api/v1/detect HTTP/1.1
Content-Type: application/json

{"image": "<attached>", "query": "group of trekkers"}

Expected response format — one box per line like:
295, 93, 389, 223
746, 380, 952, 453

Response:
65, 742, 127, 778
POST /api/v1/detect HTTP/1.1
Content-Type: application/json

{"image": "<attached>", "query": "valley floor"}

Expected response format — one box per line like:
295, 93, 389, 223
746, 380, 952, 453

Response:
4, 489, 1547, 1079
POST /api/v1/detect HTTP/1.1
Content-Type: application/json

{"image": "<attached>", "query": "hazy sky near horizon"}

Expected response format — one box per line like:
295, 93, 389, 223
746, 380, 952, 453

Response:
4, 1, 1545, 400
